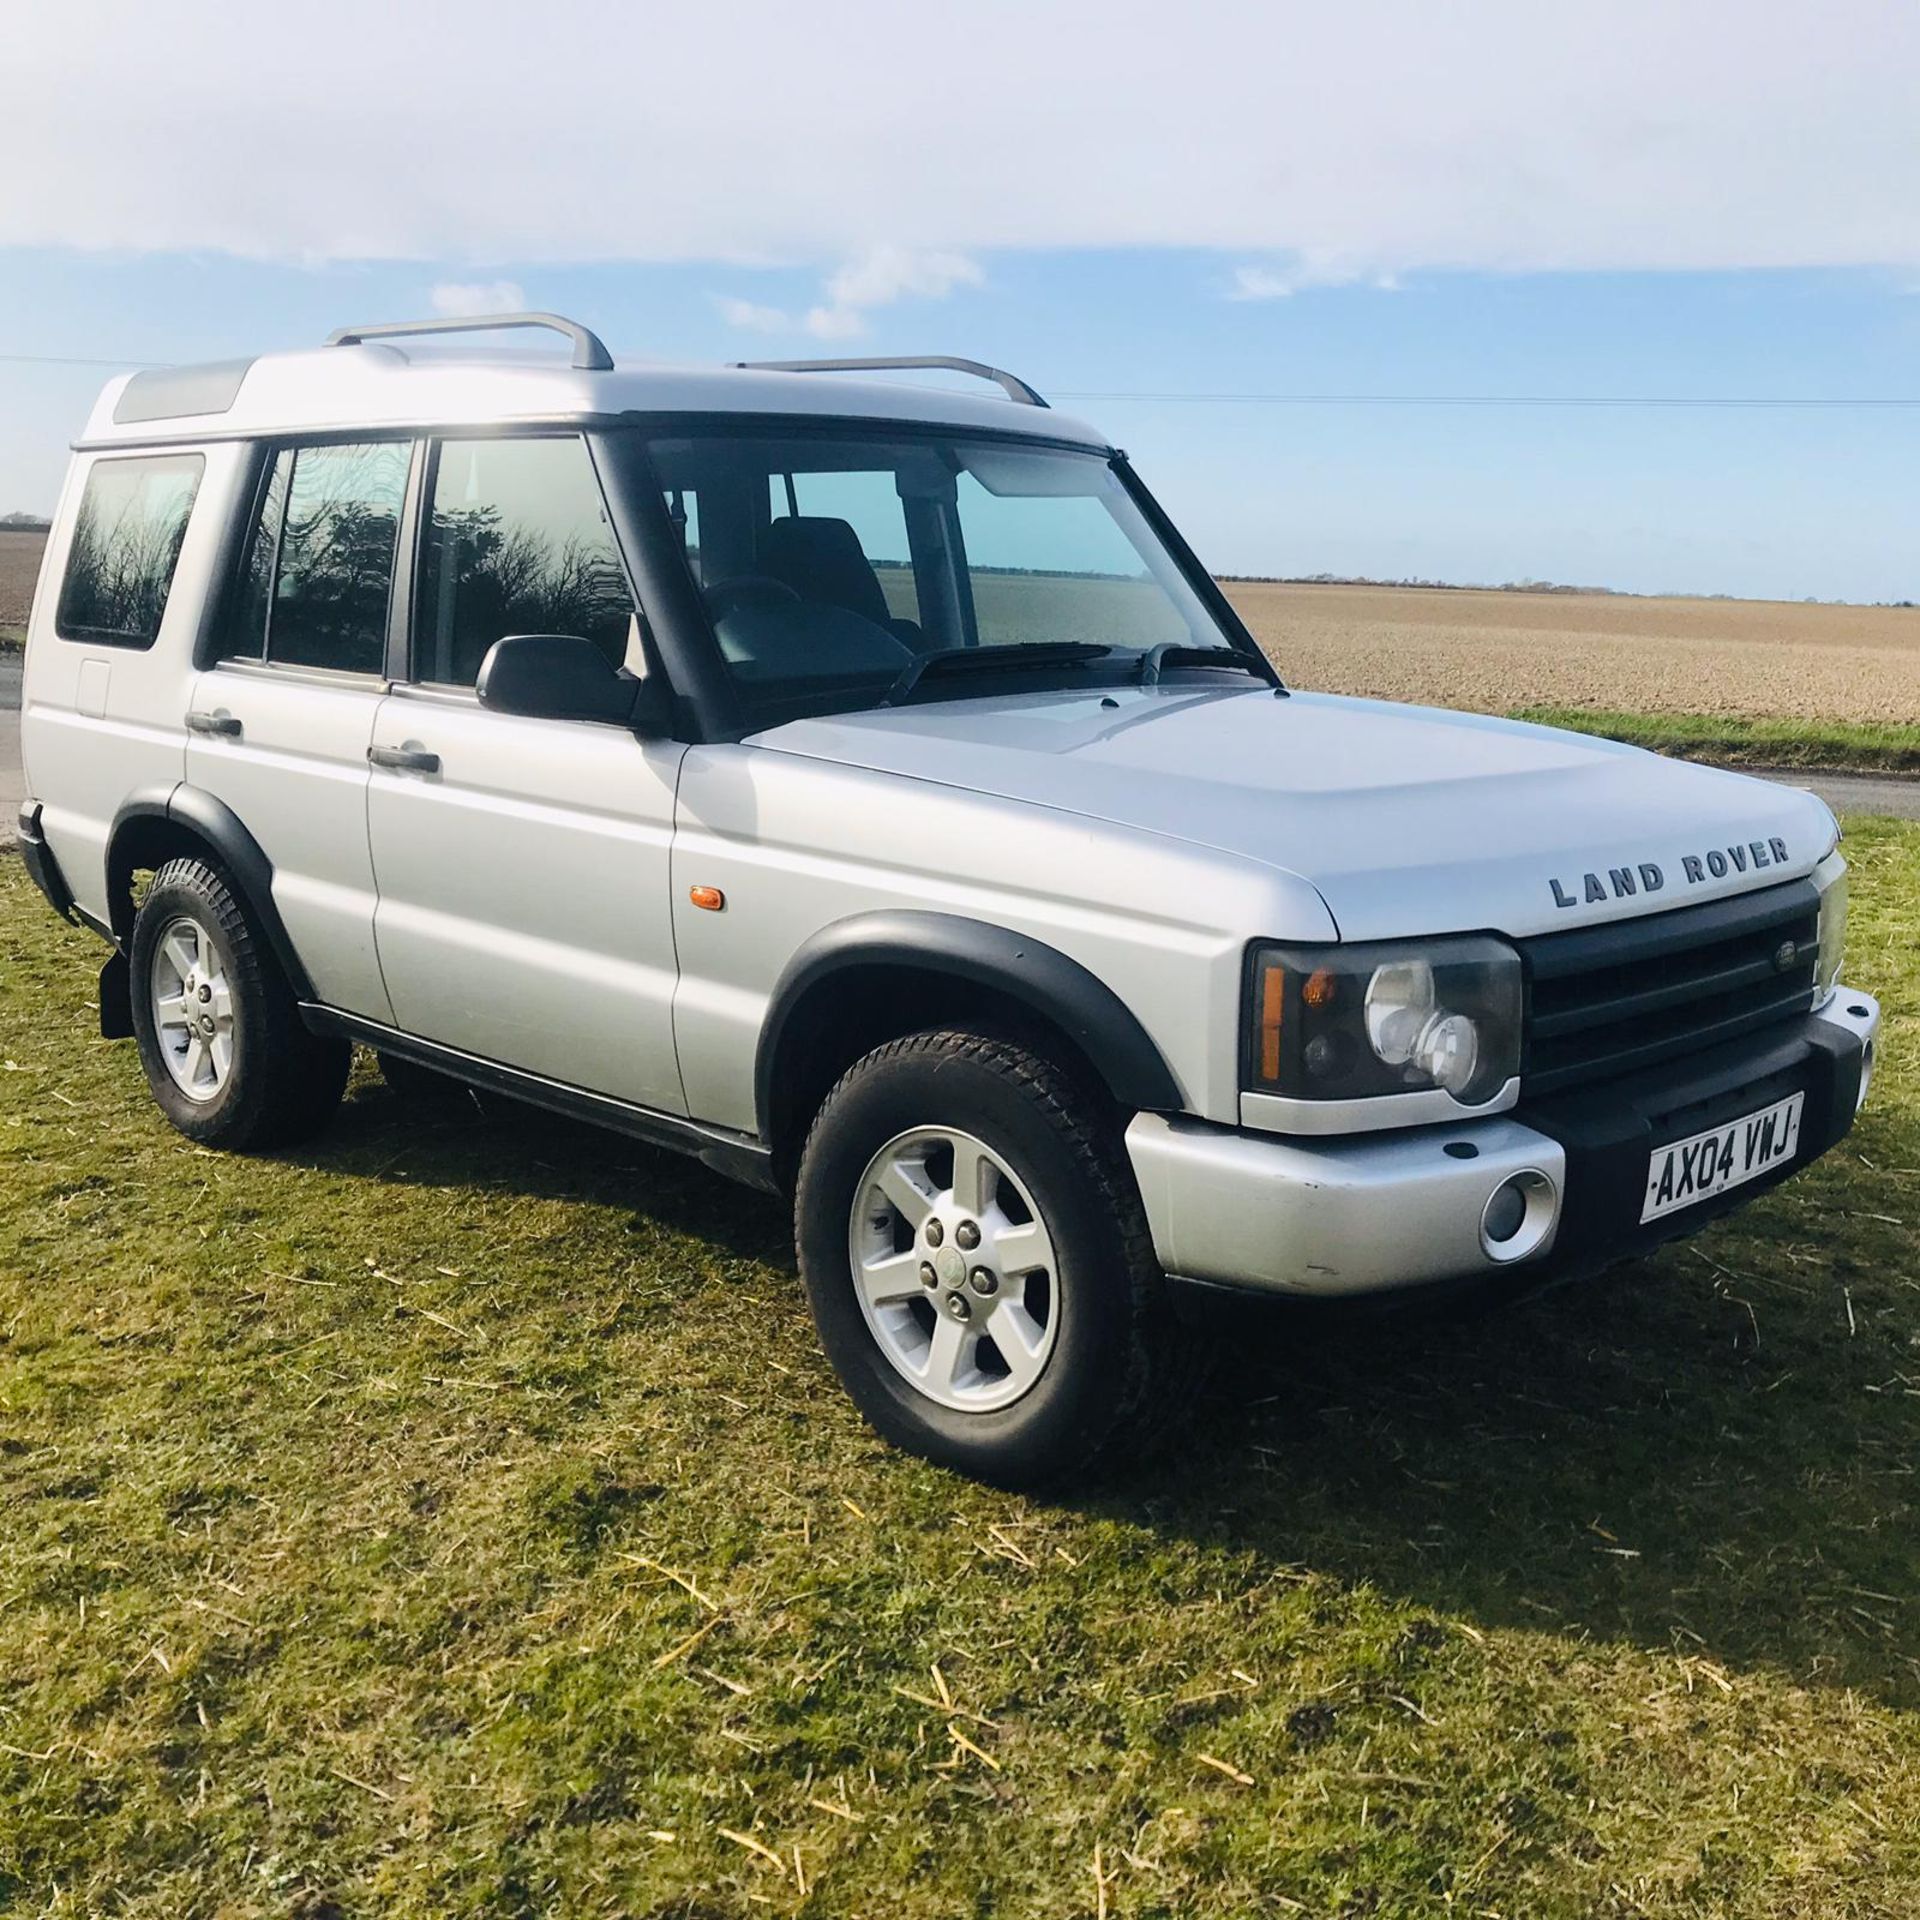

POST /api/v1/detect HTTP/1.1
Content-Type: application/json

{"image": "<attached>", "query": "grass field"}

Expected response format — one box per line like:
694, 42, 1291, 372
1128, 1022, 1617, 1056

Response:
1509, 709, 1920, 775
2, 828, 1919, 1915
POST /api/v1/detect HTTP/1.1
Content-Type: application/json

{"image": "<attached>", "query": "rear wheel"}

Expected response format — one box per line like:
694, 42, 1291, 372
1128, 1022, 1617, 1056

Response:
129, 857, 349, 1149
795, 1029, 1201, 1487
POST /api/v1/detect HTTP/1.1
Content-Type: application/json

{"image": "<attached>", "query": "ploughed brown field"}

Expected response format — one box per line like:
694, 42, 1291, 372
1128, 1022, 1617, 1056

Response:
7, 519, 1916, 727
1223, 579, 1920, 726
0, 531, 46, 627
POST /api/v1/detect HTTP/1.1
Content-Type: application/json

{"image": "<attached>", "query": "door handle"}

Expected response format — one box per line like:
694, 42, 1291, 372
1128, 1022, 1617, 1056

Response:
368, 744, 441, 774
185, 710, 242, 738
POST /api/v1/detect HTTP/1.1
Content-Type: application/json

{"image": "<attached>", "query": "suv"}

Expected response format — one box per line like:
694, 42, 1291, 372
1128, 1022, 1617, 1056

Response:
16, 312, 1881, 1485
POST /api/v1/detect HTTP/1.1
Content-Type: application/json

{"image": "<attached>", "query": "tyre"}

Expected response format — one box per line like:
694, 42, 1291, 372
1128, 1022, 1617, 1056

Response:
129, 856, 350, 1149
795, 1028, 1202, 1488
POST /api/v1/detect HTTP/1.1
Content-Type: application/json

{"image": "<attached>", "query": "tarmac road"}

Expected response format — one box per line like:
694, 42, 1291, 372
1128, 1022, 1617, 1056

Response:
0, 653, 1914, 854
1755, 768, 1920, 821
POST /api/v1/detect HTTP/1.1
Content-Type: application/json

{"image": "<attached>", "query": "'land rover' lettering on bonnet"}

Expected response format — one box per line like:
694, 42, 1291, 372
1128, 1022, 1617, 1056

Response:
1551, 837, 1790, 910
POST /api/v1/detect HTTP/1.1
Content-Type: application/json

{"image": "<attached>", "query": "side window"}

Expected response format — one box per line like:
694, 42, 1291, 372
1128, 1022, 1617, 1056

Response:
224, 451, 290, 663
55, 453, 205, 649
223, 441, 408, 674
415, 436, 635, 687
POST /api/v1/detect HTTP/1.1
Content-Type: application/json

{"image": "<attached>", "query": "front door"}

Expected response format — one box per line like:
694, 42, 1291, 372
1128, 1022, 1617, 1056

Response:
365, 433, 687, 1114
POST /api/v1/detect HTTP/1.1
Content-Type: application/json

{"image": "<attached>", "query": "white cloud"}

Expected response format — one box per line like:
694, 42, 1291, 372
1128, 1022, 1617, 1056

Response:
821, 247, 983, 312
7, 2, 1920, 279
1230, 266, 1305, 303
802, 302, 869, 341
714, 295, 791, 333
430, 279, 527, 317
716, 246, 985, 340
1229, 255, 1400, 301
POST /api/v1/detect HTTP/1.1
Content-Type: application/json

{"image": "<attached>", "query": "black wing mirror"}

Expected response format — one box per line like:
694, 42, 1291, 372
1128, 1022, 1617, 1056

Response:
476, 633, 643, 726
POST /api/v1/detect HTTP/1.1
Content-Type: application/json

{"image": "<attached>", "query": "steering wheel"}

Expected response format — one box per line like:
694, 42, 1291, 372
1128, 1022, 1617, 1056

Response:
704, 575, 802, 620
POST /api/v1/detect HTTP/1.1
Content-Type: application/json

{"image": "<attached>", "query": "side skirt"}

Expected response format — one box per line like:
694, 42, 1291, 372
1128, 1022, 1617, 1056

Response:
299, 1005, 780, 1194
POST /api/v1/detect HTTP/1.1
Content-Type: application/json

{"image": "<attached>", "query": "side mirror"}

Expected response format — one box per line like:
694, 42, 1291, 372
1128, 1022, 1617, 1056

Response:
476, 634, 638, 725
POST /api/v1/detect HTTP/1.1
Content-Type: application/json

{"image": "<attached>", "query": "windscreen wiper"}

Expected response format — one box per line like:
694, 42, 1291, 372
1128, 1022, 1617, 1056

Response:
1135, 641, 1280, 687
884, 641, 1113, 705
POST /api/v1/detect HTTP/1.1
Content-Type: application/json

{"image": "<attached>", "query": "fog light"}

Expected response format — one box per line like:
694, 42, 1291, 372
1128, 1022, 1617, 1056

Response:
1479, 1169, 1558, 1264
1858, 1038, 1875, 1114
1483, 1180, 1527, 1245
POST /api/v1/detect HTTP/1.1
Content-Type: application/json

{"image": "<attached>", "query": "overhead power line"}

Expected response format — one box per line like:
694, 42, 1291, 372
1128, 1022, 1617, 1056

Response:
0, 351, 170, 369
4, 349, 1918, 408
1053, 390, 1920, 409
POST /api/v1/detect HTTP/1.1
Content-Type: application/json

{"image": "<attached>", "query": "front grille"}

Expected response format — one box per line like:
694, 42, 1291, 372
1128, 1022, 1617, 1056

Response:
1520, 879, 1819, 1098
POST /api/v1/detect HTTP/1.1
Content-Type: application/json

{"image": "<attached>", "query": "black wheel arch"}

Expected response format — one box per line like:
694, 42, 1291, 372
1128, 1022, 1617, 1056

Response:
106, 784, 314, 1001
756, 910, 1184, 1169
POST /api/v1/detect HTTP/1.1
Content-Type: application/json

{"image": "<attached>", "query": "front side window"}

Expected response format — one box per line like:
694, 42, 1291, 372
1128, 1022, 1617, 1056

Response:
644, 431, 1231, 726
225, 441, 408, 673
56, 453, 204, 648
415, 436, 634, 687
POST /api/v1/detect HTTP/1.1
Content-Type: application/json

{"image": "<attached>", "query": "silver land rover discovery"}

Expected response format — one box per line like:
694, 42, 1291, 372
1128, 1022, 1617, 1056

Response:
15, 313, 1880, 1484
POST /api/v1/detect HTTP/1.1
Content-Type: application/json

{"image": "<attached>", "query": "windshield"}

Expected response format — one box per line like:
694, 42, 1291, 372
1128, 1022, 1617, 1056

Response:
644, 429, 1246, 726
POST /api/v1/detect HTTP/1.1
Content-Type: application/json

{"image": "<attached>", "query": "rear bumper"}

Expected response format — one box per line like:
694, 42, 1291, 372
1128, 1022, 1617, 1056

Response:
15, 800, 77, 924
1127, 987, 1880, 1300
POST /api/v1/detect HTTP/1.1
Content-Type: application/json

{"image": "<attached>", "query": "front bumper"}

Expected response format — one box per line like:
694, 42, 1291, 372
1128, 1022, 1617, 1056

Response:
1127, 987, 1880, 1300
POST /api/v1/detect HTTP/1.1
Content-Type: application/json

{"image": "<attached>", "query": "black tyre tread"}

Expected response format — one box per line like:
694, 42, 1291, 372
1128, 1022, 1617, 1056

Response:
798, 1027, 1208, 1482
130, 857, 348, 1150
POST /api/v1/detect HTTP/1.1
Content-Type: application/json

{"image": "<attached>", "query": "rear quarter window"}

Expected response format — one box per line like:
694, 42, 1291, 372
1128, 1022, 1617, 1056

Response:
55, 453, 205, 649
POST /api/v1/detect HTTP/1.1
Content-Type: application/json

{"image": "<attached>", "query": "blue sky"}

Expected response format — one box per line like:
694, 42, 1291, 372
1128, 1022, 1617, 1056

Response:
6, 1, 1920, 602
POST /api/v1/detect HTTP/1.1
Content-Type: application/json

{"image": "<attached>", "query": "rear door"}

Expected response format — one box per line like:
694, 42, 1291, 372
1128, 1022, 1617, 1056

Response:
364, 432, 687, 1113
183, 438, 411, 1021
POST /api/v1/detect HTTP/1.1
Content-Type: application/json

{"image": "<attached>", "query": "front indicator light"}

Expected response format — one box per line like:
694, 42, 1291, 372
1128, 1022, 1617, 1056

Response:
1258, 960, 1285, 1084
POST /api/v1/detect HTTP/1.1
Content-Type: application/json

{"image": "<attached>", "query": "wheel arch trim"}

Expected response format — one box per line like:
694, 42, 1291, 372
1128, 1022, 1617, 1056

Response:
106, 784, 315, 1000
754, 909, 1185, 1145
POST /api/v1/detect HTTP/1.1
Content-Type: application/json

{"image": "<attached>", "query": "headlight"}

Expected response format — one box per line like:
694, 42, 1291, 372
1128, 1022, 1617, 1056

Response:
1246, 934, 1522, 1106
1815, 869, 1848, 1004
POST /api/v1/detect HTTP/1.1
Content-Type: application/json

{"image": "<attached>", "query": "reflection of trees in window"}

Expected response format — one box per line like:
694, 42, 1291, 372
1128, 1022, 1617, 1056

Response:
57, 456, 202, 645
270, 443, 408, 673
417, 439, 637, 685
430, 504, 631, 680
225, 453, 291, 660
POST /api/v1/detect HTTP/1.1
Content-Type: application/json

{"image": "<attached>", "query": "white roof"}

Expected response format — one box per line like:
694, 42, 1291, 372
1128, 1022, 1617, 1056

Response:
77, 341, 1110, 451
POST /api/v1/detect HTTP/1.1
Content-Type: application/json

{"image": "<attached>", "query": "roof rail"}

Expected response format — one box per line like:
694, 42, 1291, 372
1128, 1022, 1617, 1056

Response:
325, 312, 614, 372
729, 355, 1047, 408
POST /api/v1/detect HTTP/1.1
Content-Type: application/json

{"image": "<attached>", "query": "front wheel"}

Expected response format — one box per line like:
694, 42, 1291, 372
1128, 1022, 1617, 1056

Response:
795, 1029, 1201, 1488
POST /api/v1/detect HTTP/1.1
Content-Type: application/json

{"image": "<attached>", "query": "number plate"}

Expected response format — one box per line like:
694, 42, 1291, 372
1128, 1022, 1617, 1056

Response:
1641, 1091, 1804, 1224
